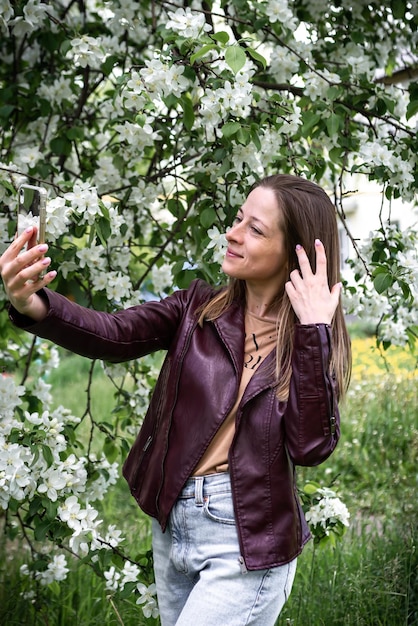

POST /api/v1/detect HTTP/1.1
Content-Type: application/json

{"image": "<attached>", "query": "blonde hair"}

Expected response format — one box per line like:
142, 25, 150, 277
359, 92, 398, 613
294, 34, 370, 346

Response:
198, 174, 351, 401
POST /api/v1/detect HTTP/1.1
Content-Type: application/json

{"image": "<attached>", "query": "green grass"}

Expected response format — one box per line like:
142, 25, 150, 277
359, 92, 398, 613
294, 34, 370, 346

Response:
1, 350, 417, 625
47, 350, 119, 418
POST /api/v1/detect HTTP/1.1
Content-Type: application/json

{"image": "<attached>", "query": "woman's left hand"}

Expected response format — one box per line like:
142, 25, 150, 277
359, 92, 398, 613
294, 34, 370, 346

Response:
285, 239, 341, 325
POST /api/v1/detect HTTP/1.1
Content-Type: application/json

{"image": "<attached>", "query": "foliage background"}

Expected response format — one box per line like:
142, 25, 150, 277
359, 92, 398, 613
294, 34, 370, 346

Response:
0, 0, 417, 621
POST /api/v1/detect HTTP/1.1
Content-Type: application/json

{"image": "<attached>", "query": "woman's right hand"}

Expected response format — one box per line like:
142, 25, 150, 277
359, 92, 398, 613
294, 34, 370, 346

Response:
0, 227, 56, 321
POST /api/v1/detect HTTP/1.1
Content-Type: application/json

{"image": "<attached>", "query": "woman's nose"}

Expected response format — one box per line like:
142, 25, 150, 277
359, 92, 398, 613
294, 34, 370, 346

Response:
226, 223, 241, 242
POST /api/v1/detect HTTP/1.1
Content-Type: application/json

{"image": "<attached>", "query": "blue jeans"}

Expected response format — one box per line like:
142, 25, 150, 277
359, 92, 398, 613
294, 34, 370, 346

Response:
152, 472, 296, 626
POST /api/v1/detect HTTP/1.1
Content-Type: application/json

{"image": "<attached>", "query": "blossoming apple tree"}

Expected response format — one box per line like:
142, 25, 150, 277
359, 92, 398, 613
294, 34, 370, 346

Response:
0, 0, 417, 620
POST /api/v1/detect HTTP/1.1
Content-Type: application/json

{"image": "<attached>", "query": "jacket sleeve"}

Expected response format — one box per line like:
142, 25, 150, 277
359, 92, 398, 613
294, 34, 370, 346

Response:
284, 323, 340, 466
8, 282, 205, 362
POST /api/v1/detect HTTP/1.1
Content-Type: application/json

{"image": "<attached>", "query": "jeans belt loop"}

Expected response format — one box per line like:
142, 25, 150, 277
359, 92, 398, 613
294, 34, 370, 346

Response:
194, 476, 204, 506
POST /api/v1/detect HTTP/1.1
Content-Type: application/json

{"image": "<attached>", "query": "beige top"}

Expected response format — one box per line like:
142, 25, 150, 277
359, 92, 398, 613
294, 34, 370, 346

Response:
193, 312, 277, 476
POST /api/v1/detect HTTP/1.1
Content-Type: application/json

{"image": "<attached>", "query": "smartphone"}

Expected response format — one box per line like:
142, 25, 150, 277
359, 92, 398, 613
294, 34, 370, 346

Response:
17, 184, 47, 244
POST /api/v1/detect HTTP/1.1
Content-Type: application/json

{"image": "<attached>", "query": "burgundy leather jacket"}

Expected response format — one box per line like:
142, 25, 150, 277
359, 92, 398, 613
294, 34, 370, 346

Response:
10, 279, 340, 570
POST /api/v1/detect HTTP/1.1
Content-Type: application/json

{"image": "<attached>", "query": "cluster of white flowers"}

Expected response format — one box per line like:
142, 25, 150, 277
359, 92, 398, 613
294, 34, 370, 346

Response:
305, 487, 350, 533
20, 554, 69, 585
0, 366, 124, 565
100, 0, 148, 41
66, 35, 109, 69
103, 562, 159, 618
203, 72, 253, 118
345, 224, 418, 346
136, 582, 159, 619
199, 70, 254, 140
0, 375, 25, 426
57, 495, 101, 555
264, 0, 298, 30
151, 262, 174, 296
45, 196, 71, 241
14, 146, 43, 172
115, 117, 162, 158
269, 46, 300, 84
8, 0, 50, 37
127, 379, 154, 418
37, 76, 74, 106
140, 57, 190, 101
207, 226, 228, 266
64, 182, 101, 225
303, 69, 342, 102
165, 7, 212, 39
359, 140, 417, 202
0, 0, 14, 33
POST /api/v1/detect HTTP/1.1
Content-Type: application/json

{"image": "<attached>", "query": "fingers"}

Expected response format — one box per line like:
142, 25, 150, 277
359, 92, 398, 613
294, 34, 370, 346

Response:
285, 239, 340, 325
1, 227, 37, 267
288, 239, 326, 290
295, 239, 327, 276
1, 228, 56, 297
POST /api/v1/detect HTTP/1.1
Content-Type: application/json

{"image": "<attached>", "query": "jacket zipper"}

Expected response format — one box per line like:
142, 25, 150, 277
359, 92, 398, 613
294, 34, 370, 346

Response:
238, 556, 248, 574
155, 318, 198, 515
130, 357, 171, 492
318, 324, 336, 436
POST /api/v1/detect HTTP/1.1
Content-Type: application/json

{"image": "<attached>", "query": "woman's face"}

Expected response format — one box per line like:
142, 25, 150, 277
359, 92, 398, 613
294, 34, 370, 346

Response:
222, 186, 288, 291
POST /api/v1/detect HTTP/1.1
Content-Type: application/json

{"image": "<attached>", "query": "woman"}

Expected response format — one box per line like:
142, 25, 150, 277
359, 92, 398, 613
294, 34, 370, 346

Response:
0, 174, 351, 625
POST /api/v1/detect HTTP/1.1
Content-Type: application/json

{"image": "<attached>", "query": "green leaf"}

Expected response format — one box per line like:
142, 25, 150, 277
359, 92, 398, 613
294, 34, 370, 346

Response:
221, 121, 241, 138
302, 112, 321, 133
66, 127, 85, 141
247, 47, 267, 70
200, 207, 217, 228
225, 46, 246, 74
391, 0, 406, 19
181, 95, 195, 131
42, 445, 54, 467
211, 31, 230, 44
303, 481, 321, 495
406, 83, 418, 120
102, 55, 117, 76
34, 519, 52, 542
236, 126, 250, 145
250, 126, 261, 151
0, 105, 14, 118
104, 438, 119, 463
96, 217, 111, 246
190, 43, 217, 65
50, 136, 72, 157
373, 271, 393, 294
326, 113, 341, 136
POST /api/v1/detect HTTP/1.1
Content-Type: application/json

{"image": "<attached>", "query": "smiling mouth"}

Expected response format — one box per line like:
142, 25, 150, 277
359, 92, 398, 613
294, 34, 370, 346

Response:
226, 248, 242, 258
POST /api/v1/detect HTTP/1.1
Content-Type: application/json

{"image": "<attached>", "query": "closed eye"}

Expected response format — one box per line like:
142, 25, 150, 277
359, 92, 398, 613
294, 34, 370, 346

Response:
232, 214, 264, 236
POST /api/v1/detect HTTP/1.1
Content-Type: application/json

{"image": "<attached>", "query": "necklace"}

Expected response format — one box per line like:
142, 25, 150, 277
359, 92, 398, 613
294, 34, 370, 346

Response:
244, 311, 277, 370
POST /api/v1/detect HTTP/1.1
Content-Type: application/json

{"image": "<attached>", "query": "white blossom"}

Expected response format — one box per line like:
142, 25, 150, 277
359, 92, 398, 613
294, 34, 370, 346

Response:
0, 0, 13, 32
36, 554, 69, 585
136, 582, 159, 619
37, 77, 73, 106
151, 263, 173, 295
165, 7, 212, 39
64, 183, 101, 225
67, 35, 107, 69
305, 488, 350, 532
207, 226, 228, 265
104, 565, 121, 591
0, 376, 25, 422
37, 467, 69, 501
121, 561, 141, 586
76, 244, 107, 271
264, 0, 298, 30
